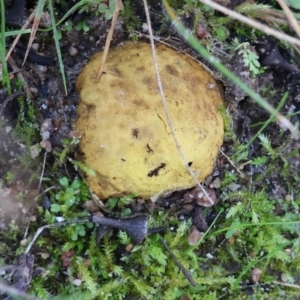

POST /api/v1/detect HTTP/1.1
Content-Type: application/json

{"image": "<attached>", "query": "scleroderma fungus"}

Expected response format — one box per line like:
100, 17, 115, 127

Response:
75, 42, 224, 199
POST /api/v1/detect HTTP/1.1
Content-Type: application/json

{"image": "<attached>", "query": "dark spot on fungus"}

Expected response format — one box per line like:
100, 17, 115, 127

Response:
121, 158, 126, 161
147, 163, 166, 177
146, 144, 154, 153
188, 162, 193, 167
136, 66, 145, 72
142, 75, 153, 86
157, 113, 167, 132
165, 64, 179, 76
133, 99, 149, 109
132, 128, 139, 138
112, 66, 122, 77
84, 104, 95, 112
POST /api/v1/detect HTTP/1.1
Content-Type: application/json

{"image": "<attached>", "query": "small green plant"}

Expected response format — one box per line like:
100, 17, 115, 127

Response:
234, 40, 263, 77
50, 177, 89, 215
105, 194, 136, 210
98, 0, 116, 20
121, 0, 142, 37
4, 171, 14, 185
55, 136, 80, 164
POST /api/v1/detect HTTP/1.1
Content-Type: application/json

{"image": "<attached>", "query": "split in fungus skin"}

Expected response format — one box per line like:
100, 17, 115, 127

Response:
75, 42, 224, 199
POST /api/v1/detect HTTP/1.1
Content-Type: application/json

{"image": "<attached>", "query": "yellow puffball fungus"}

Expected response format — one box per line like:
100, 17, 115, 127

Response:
75, 42, 224, 199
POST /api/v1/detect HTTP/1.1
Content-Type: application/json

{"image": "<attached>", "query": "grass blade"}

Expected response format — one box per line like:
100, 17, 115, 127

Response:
48, 0, 68, 95
0, 0, 11, 93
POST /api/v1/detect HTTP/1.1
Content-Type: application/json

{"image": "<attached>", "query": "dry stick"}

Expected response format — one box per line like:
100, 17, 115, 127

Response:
32, 185, 57, 203
37, 151, 47, 192
5, 10, 36, 61
25, 219, 89, 254
161, 238, 197, 287
255, 7, 292, 26
198, 0, 300, 48
276, 0, 300, 39
142, 0, 215, 205
96, 0, 124, 81
219, 148, 244, 177
273, 281, 300, 289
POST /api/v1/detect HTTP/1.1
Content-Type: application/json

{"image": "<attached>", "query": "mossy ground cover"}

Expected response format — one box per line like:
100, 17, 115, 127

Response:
0, 0, 300, 299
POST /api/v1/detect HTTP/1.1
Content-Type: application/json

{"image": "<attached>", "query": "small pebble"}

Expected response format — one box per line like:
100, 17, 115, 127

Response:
41, 119, 53, 132
69, 46, 78, 56
20, 239, 28, 246
251, 268, 262, 284
182, 204, 194, 212
37, 65, 48, 73
30, 143, 41, 159
73, 279, 82, 286
29, 87, 39, 95
56, 217, 65, 222
41, 130, 50, 140
285, 194, 292, 202
188, 225, 203, 246
142, 23, 148, 32
41, 252, 49, 259
31, 43, 40, 51
280, 273, 288, 283
212, 177, 221, 188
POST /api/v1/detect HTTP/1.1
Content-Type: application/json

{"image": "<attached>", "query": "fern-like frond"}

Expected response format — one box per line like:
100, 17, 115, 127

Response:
77, 260, 98, 296
127, 274, 155, 297
169, 220, 192, 249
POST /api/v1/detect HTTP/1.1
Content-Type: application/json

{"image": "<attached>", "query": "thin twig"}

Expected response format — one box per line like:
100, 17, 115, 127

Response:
253, 7, 292, 26
143, 0, 215, 205
25, 219, 89, 254
219, 148, 245, 177
161, 238, 197, 286
274, 280, 300, 289
276, 0, 300, 39
33, 185, 57, 203
38, 151, 47, 192
5, 10, 36, 61
96, 0, 123, 81
198, 0, 300, 48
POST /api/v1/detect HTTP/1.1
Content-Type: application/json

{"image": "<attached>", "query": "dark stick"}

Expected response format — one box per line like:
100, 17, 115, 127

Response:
91, 215, 148, 244
161, 238, 197, 287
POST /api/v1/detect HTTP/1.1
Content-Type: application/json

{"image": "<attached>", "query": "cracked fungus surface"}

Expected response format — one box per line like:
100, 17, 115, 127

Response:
75, 42, 224, 199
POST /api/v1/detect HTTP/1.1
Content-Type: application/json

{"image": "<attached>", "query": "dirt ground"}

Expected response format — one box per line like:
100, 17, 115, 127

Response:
1, 0, 300, 299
